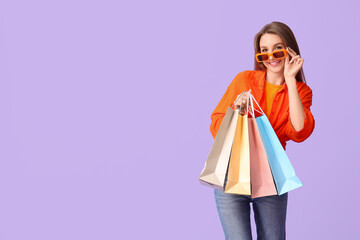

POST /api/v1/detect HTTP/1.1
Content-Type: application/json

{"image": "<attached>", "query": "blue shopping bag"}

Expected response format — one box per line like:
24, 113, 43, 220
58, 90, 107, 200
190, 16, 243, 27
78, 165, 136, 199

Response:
250, 94, 303, 195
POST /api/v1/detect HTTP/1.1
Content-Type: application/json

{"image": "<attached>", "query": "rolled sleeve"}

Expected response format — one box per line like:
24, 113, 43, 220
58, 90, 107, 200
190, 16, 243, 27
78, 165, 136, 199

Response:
285, 107, 315, 142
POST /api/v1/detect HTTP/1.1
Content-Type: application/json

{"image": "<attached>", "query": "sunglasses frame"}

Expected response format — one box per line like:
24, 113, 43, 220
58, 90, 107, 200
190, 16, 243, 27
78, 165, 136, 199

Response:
255, 49, 288, 63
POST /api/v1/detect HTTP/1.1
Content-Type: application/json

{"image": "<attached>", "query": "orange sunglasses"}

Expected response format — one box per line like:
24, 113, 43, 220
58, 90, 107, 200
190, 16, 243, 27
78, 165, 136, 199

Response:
255, 49, 288, 62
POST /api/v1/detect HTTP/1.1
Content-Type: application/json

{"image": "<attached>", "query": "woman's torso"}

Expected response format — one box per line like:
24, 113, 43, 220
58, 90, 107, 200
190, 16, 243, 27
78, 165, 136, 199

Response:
226, 70, 311, 149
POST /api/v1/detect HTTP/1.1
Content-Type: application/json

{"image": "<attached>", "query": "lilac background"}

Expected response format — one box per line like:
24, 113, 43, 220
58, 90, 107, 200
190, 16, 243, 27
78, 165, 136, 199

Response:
0, 0, 359, 239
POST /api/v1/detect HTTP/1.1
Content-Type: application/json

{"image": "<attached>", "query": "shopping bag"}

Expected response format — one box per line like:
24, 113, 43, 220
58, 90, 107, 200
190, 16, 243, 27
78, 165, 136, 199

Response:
224, 113, 251, 195
247, 94, 277, 198
198, 106, 239, 190
248, 117, 278, 198
250, 94, 303, 195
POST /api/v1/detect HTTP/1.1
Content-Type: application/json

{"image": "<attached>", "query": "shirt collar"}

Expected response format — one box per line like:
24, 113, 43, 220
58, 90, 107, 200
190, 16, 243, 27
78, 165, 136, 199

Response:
252, 70, 288, 92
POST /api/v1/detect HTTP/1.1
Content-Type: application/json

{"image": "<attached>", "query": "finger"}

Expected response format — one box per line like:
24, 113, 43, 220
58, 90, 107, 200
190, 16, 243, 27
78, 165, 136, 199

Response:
285, 52, 290, 65
286, 47, 298, 56
235, 95, 246, 105
286, 47, 296, 57
289, 56, 301, 64
296, 58, 304, 64
290, 56, 300, 63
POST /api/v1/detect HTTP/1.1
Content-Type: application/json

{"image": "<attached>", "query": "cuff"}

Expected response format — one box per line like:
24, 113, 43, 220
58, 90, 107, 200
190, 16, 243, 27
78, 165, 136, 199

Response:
285, 108, 315, 142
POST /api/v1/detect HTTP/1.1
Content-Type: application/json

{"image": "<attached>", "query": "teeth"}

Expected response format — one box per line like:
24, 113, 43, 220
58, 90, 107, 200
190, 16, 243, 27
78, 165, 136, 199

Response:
269, 61, 280, 65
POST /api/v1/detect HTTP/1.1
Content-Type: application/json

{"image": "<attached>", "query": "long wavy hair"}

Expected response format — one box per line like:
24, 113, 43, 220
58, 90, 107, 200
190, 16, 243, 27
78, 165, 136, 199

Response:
253, 21, 306, 83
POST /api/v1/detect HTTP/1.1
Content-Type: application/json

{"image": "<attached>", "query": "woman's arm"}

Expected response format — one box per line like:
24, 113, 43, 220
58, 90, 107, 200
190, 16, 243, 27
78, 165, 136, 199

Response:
284, 80, 315, 142
283, 47, 315, 142
286, 77, 305, 131
210, 71, 247, 139
210, 80, 237, 139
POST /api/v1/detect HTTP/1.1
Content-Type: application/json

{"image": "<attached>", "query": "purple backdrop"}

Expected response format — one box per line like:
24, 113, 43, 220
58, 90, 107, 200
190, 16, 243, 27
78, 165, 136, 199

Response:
0, 0, 359, 239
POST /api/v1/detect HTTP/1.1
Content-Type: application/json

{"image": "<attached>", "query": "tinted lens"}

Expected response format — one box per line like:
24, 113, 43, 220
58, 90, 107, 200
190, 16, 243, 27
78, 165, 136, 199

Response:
273, 50, 285, 59
257, 54, 268, 62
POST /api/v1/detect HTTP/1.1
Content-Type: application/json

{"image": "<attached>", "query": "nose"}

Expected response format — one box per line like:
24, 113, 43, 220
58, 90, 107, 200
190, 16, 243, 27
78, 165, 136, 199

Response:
268, 51, 275, 61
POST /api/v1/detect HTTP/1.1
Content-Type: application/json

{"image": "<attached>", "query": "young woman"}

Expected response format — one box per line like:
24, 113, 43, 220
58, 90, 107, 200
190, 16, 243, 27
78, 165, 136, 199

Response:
210, 22, 315, 239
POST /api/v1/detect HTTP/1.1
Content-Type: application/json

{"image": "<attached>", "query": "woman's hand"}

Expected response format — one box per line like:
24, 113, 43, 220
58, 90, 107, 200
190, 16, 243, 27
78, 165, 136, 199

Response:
233, 90, 251, 114
284, 47, 304, 82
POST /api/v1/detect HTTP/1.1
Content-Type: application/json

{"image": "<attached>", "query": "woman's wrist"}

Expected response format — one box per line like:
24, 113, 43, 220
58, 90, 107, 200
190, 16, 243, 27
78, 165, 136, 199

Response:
284, 76, 297, 87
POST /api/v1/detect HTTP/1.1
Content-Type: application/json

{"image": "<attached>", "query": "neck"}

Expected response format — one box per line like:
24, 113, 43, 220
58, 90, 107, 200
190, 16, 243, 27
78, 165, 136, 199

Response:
265, 70, 285, 85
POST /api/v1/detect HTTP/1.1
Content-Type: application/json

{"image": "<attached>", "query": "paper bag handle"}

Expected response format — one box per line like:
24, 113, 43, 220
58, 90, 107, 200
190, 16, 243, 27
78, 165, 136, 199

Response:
248, 92, 265, 117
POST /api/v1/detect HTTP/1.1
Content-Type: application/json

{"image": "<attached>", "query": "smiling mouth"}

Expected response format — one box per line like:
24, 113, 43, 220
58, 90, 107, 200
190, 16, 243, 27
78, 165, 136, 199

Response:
268, 60, 280, 66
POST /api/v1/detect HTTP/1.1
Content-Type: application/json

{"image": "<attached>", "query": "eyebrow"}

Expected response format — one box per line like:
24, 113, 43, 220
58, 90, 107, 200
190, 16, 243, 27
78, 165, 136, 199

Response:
260, 43, 284, 49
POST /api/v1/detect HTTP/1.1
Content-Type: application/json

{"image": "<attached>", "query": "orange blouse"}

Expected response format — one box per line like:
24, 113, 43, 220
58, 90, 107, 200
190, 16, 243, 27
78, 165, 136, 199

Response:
210, 70, 315, 150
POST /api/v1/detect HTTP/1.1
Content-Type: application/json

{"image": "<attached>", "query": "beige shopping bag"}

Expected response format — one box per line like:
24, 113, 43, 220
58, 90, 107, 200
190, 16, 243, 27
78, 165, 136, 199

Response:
198, 107, 239, 190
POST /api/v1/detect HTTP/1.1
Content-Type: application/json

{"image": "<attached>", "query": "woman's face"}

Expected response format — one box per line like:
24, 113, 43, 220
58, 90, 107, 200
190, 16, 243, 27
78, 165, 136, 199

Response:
259, 33, 287, 74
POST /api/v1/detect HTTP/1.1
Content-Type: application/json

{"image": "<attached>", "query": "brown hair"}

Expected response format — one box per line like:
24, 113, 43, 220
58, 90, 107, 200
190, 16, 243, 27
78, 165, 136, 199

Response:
253, 21, 306, 83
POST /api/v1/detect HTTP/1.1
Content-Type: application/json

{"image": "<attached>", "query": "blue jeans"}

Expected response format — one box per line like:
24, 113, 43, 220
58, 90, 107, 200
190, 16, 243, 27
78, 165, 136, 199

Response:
214, 187, 288, 240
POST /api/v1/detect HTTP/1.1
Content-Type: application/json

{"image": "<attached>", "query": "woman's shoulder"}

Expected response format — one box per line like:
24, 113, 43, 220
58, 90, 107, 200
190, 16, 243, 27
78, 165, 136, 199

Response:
231, 70, 265, 88
234, 69, 262, 78
232, 70, 264, 83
